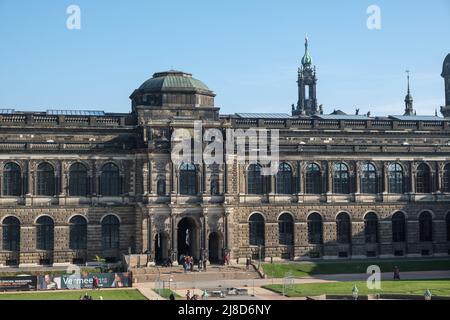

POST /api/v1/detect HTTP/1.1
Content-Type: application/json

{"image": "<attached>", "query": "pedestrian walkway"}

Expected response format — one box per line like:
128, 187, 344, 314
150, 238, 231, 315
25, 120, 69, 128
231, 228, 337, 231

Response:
134, 270, 450, 300
136, 285, 166, 300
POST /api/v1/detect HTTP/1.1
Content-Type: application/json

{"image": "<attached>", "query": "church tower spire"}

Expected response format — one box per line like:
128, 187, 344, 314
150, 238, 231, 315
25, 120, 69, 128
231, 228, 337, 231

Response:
293, 35, 319, 117
404, 70, 415, 116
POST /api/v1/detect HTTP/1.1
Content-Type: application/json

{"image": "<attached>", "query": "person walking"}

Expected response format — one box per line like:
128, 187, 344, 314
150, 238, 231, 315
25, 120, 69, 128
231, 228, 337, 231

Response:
186, 289, 191, 300
203, 258, 207, 272
393, 266, 400, 280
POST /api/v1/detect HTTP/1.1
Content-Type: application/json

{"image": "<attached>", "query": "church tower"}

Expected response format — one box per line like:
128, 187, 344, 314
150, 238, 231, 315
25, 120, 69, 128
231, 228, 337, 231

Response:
441, 54, 450, 117
403, 70, 415, 116
292, 36, 320, 116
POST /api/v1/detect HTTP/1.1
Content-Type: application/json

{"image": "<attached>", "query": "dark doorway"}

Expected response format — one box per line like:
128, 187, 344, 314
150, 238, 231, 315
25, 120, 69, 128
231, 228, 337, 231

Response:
154, 233, 168, 264
177, 217, 199, 262
208, 232, 223, 264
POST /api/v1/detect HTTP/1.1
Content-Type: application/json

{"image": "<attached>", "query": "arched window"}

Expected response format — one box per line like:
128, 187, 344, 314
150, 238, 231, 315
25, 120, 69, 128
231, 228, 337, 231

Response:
361, 163, 377, 194
249, 213, 265, 246
69, 216, 87, 250
276, 163, 293, 194
179, 163, 197, 195
210, 175, 220, 195
443, 164, 450, 193
307, 213, 323, 244
100, 163, 121, 196
2, 217, 20, 251
416, 163, 431, 194
36, 216, 54, 250
333, 163, 350, 194
37, 163, 55, 196
305, 163, 321, 195
336, 212, 351, 244
364, 213, 378, 243
389, 164, 404, 194
69, 163, 88, 197
157, 178, 166, 196
278, 213, 294, 245
3, 163, 21, 197
102, 215, 120, 250
419, 211, 433, 242
247, 164, 263, 195
392, 212, 406, 242
446, 213, 450, 241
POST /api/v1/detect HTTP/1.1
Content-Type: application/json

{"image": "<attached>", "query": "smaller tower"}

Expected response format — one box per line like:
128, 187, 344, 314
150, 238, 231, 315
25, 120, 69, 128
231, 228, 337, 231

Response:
441, 54, 450, 117
293, 35, 319, 116
404, 70, 415, 116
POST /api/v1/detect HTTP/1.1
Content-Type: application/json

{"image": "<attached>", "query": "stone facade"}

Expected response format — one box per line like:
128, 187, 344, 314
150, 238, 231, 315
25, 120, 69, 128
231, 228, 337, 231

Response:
1, 56, 450, 267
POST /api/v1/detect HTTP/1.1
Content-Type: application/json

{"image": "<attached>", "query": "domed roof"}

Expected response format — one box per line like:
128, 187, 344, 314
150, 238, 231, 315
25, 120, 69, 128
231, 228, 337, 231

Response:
138, 70, 211, 92
301, 36, 313, 68
442, 53, 450, 77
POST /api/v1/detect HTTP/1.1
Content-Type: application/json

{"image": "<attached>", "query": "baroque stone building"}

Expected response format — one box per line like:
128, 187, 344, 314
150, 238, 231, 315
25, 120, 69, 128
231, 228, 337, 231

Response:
1, 44, 450, 267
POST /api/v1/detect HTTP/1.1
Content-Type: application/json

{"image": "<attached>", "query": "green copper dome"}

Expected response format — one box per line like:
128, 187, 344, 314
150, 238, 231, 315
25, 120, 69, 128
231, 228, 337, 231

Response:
139, 70, 211, 92
301, 36, 313, 68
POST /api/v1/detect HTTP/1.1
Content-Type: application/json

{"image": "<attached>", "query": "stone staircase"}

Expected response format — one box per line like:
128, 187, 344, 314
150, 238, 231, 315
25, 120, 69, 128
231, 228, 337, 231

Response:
131, 265, 260, 283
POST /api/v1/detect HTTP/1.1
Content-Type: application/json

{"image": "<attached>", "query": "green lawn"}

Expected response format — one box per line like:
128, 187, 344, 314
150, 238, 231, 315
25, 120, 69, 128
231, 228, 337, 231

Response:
153, 288, 181, 299
264, 279, 450, 297
0, 289, 147, 300
262, 259, 450, 278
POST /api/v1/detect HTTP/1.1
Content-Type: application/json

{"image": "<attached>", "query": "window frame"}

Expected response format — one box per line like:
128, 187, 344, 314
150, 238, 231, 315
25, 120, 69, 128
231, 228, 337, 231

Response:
101, 215, 120, 250
278, 213, 294, 246
69, 216, 87, 250
2, 216, 20, 251
333, 163, 350, 194
249, 213, 265, 246
3, 163, 21, 197
36, 216, 54, 251
179, 163, 197, 196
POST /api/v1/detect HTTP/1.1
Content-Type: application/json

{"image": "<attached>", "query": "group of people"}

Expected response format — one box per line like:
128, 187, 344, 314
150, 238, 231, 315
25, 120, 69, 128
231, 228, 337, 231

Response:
183, 289, 209, 300
79, 293, 103, 300
180, 255, 209, 273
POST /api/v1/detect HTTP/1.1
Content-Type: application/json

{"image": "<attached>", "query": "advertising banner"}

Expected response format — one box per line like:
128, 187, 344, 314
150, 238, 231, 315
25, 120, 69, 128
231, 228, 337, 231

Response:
0, 276, 37, 292
37, 272, 132, 290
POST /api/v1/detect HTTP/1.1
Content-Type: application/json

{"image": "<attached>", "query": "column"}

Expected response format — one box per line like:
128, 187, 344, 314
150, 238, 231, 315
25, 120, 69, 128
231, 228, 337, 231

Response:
202, 214, 207, 256
171, 214, 178, 258
27, 161, 33, 196
143, 160, 149, 195
297, 161, 303, 194
91, 160, 98, 195
327, 162, 333, 194
60, 162, 67, 196
355, 163, 361, 194
148, 215, 153, 258
224, 212, 229, 250
383, 163, 389, 193
410, 162, 416, 194
172, 163, 178, 194
270, 174, 276, 194
436, 163, 442, 192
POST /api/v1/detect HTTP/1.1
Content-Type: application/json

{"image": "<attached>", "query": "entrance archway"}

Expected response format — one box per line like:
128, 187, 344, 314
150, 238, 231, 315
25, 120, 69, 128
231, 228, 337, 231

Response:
177, 217, 199, 262
154, 233, 169, 264
208, 232, 223, 264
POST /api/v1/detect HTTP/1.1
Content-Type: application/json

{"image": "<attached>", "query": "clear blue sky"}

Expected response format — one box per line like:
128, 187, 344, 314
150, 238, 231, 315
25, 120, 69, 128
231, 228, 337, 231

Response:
0, 0, 449, 116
